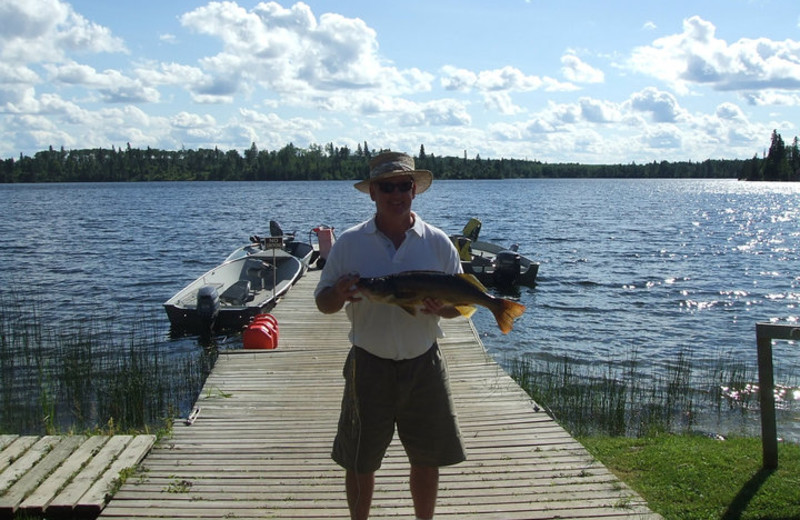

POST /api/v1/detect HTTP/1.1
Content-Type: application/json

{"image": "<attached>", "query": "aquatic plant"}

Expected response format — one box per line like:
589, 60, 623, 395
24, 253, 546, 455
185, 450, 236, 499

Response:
0, 297, 215, 434
508, 347, 798, 439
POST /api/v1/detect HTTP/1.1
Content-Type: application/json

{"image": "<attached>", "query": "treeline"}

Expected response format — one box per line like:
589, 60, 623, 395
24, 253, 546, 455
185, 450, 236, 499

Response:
739, 130, 800, 182
0, 134, 796, 183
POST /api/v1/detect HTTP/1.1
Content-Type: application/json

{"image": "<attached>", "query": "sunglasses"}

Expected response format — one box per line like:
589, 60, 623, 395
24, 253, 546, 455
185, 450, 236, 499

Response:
376, 180, 414, 194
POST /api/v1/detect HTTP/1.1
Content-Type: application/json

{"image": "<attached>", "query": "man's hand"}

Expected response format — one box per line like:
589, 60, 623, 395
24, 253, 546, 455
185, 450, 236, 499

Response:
420, 297, 461, 319
315, 273, 361, 314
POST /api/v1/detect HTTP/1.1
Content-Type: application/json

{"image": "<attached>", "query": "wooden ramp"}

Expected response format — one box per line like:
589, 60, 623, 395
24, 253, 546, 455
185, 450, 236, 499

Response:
0, 433, 155, 519
101, 270, 661, 519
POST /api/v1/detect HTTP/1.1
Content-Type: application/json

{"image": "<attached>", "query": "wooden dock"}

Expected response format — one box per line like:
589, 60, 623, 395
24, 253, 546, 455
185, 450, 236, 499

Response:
0, 433, 155, 519
101, 270, 662, 519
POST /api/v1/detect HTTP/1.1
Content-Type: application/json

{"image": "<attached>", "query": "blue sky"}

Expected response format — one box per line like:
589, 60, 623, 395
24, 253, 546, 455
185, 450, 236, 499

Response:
2, 0, 800, 163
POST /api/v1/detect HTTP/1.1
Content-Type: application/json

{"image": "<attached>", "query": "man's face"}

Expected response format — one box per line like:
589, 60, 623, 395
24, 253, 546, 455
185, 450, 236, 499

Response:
370, 176, 416, 217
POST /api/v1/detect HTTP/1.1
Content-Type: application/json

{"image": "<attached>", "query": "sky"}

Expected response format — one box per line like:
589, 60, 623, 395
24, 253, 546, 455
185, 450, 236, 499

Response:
2, 0, 800, 164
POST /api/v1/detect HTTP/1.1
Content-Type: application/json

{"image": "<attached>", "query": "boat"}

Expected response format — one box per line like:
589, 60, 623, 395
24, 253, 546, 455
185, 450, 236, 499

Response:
164, 248, 304, 333
226, 220, 316, 270
450, 218, 539, 288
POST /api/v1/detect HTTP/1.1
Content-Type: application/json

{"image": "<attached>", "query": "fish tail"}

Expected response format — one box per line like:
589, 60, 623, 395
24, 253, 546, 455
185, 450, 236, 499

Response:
492, 299, 526, 334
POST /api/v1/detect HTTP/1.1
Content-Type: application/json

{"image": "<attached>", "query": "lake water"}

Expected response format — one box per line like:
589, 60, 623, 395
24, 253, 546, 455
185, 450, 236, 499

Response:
1, 179, 798, 440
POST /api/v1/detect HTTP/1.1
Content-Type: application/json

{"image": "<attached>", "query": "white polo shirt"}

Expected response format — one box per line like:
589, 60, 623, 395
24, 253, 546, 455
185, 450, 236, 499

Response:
315, 213, 462, 360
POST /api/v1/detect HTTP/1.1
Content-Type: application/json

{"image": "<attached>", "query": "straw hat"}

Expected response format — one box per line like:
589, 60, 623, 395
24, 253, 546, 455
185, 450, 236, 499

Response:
354, 151, 433, 194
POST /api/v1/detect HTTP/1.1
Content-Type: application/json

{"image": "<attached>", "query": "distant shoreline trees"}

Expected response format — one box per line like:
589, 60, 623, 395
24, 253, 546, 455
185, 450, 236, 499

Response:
1, 131, 797, 183
738, 130, 800, 182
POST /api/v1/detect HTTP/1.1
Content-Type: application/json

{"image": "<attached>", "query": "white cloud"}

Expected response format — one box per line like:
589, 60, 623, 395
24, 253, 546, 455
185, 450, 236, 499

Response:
0, 0, 126, 64
476, 66, 543, 91
5, 103, 168, 151
136, 63, 206, 87
579, 97, 622, 123
628, 87, 685, 123
715, 102, 747, 122
743, 90, 800, 106
172, 111, 217, 129
415, 100, 471, 126
629, 15, 800, 95
489, 121, 525, 141
561, 54, 605, 84
441, 65, 576, 96
0, 63, 40, 85
46, 62, 160, 103
453, 87, 773, 163
483, 91, 524, 115
392, 99, 471, 127
440, 66, 477, 91
0, 0, 135, 114
641, 126, 683, 149
179, 1, 431, 100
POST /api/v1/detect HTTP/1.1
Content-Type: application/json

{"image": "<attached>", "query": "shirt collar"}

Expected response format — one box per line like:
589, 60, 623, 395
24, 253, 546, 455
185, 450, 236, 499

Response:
366, 212, 422, 236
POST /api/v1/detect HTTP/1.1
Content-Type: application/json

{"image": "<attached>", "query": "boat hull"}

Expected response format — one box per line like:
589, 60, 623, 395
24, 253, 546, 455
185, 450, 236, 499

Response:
164, 250, 303, 333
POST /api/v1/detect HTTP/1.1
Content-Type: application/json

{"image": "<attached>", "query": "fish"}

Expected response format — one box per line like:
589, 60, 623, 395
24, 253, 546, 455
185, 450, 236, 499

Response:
355, 271, 525, 334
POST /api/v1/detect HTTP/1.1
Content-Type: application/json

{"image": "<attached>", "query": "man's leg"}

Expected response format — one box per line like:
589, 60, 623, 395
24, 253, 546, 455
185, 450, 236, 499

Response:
410, 465, 438, 520
346, 470, 375, 520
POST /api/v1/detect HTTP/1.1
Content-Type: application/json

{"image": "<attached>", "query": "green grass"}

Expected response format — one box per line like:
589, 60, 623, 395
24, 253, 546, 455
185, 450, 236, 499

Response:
507, 351, 800, 520
580, 435, 800, 520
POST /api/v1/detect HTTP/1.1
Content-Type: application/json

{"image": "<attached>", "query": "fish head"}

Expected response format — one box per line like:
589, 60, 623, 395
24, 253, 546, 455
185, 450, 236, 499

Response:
356, 274, 420, 315
355, 276, 393, 300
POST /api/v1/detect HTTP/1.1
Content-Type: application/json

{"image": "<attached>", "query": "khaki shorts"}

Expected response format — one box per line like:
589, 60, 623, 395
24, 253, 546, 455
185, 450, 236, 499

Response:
332, 344, 466, 473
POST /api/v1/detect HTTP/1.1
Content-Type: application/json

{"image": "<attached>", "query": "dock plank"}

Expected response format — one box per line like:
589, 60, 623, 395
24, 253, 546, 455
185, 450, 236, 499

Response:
0, 436, 60, 493
0, 436, 37, 474
20, 435, 110, 513
46, 435, 133, 515
101, 269, 662, 519
76, 435, 156, 516
0, 434, 157, 518
0, 435, 85, 516
0, 436, 17, 452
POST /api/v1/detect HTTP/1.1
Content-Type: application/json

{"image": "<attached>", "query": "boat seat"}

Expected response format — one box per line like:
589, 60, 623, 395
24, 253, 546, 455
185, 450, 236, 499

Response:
220, 280, 251, 305
472, 255, 492, 267
245, 267, 263, 290
462, 218, 482, 241
450, 236, 473, 261
245, 260, 273, 289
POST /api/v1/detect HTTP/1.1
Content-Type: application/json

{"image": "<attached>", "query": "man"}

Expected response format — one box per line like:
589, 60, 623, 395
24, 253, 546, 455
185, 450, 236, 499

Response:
315, 151, 466, 520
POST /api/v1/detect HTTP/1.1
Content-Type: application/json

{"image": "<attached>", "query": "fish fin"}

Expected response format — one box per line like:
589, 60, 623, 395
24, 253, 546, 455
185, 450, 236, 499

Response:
455, 304, 477, 318
492, 299, 526, 334
456, 272, 488, 292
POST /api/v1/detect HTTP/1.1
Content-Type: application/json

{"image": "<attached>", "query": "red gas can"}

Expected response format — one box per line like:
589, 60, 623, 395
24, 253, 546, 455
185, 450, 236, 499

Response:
243, 313, 279, 349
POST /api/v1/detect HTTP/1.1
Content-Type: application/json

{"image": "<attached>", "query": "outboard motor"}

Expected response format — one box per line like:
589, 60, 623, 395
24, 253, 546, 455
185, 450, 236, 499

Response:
269, 220, 284, 237
196, 285, 220, 324
494, 250, 521, 286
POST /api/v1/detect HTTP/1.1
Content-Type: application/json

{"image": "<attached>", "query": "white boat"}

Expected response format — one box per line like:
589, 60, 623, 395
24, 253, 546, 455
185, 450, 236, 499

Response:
462, 240, 539, 287
164, 249, 304, 333
226, 235, 315, 272
451, 218, 539, 288
226, 220, 316, 271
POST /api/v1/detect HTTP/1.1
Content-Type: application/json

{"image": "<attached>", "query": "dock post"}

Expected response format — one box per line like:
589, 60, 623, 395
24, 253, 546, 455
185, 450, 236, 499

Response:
755, 322, 800, 470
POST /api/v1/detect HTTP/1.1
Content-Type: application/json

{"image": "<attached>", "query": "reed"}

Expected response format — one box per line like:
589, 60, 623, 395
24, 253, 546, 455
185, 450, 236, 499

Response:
508, 348, 798, 439
0, 298, 214, 434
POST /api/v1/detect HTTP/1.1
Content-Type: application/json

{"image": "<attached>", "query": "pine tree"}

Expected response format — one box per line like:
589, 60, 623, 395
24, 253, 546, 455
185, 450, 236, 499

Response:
762, 130, 789, 181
